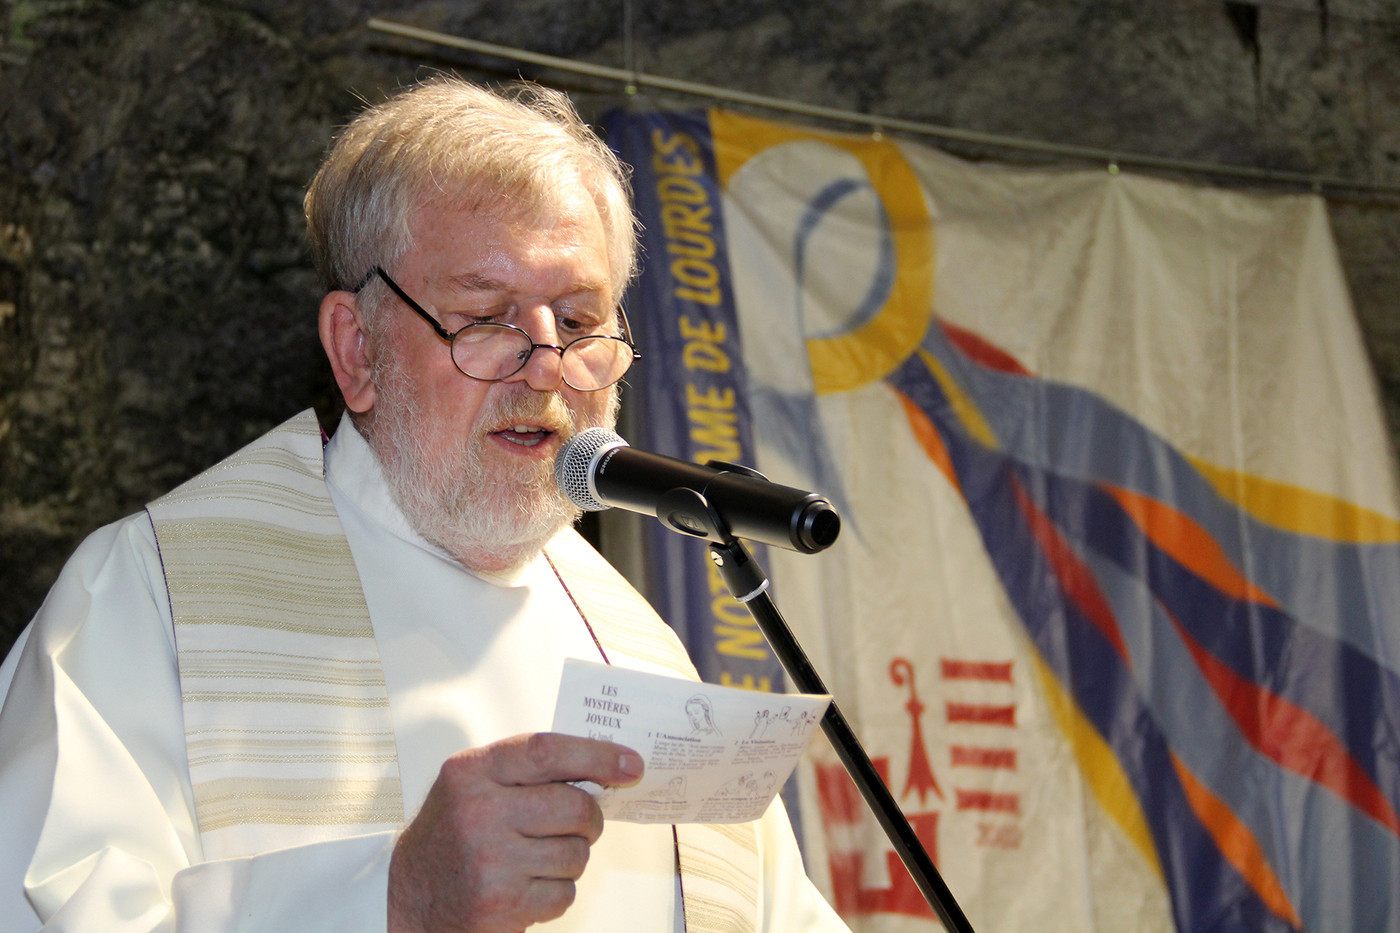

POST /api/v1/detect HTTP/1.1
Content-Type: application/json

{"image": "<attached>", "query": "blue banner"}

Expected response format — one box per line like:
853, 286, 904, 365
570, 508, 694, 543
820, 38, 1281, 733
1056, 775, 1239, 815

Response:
605, 109, 785, 695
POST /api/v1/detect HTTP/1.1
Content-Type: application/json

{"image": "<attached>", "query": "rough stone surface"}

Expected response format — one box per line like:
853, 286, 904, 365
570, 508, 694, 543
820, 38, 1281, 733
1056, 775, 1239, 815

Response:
2, 0, 1399, 655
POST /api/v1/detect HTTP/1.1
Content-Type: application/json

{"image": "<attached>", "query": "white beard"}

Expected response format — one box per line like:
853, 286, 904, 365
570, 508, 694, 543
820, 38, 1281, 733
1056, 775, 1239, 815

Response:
363, 355, 618, 573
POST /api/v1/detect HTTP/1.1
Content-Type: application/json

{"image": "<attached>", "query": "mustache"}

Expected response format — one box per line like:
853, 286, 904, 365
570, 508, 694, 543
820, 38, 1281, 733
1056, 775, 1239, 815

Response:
480, 384, 618, 439
482, 387, 579, 436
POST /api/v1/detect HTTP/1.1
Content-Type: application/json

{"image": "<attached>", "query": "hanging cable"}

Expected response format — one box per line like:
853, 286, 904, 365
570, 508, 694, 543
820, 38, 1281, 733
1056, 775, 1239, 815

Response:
365, 17, 1400, 201
621, 0, 637, 96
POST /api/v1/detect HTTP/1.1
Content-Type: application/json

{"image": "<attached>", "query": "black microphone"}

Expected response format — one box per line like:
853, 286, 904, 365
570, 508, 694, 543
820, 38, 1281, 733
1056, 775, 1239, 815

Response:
554, 428, 840, 554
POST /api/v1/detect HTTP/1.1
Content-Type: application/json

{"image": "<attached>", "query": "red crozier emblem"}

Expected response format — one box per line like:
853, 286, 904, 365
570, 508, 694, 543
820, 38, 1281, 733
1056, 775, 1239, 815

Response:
814, 656, 944, 920
815, 655, 1020, 923
891, 658, 944, 807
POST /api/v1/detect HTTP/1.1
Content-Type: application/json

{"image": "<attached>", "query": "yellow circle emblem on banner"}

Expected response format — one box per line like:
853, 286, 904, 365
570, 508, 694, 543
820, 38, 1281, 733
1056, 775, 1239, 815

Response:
711, 110, 935, 396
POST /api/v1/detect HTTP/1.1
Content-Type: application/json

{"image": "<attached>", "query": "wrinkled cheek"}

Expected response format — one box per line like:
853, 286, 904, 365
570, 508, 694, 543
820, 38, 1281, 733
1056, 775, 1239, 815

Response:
576, 387, 620, 432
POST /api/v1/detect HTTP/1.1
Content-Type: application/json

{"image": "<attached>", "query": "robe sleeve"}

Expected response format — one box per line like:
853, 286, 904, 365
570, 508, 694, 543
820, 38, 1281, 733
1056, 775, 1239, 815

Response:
0, 515, 396, 932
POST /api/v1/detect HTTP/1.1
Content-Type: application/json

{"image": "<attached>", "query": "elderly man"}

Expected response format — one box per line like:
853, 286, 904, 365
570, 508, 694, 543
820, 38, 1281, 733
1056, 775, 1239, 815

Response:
0, 78, 849, 932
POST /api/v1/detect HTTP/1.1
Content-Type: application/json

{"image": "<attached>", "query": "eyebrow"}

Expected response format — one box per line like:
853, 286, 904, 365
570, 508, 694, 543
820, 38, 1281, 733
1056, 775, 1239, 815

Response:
443, 272, 612, 299
445, 272, 508, 293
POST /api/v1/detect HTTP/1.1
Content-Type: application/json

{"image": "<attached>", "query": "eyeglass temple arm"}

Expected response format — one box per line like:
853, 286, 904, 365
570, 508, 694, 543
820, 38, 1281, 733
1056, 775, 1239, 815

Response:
368, 266, 455, 342
617, 304, 642, 359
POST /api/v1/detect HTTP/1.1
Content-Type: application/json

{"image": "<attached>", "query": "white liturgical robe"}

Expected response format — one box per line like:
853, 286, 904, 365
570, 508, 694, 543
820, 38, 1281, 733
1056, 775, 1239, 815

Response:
0, 415, 846, 932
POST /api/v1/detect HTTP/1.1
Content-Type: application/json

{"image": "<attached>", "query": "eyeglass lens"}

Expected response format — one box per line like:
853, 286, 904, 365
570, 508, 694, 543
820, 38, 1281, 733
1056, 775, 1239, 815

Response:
449, 324, 633, 390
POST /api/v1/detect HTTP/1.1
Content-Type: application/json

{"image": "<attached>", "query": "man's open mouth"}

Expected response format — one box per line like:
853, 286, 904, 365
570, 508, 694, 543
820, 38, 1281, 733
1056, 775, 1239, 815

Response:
494, 424, 554, 447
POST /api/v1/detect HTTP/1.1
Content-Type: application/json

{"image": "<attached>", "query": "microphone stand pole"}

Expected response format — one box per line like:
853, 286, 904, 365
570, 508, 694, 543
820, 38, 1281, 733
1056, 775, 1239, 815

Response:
694, 525, 975, 932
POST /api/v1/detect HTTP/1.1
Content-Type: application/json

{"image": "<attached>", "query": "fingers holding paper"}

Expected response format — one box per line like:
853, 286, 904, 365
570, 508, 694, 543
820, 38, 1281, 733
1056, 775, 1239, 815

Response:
388, 732, 645, 933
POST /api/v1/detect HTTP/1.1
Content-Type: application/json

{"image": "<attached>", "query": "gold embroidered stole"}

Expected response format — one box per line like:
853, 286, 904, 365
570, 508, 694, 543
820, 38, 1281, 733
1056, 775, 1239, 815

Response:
544, 531, 762, 933
147, 410, 404, 860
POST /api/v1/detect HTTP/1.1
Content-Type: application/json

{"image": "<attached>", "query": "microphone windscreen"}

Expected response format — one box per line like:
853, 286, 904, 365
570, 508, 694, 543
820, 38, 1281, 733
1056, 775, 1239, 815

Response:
555, 427, 627, 511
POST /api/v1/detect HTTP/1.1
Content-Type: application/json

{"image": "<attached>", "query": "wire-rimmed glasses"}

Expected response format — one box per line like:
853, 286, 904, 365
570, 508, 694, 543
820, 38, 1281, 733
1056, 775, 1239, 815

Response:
362, 266, 640, 392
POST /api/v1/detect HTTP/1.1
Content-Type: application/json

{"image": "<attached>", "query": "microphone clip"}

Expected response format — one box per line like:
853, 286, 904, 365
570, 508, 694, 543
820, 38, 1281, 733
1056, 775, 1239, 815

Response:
652, 459, 770, 544
654, 485, 732, 545
653, 485, 770, 606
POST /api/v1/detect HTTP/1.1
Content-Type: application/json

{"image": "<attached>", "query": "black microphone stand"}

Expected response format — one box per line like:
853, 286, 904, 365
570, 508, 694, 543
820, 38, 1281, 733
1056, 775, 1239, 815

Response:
653, 486, 976, 933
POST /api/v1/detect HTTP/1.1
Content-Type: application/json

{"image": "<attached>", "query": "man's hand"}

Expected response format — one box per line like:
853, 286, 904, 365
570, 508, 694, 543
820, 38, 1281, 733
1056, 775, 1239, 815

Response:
388, 733, 645, 933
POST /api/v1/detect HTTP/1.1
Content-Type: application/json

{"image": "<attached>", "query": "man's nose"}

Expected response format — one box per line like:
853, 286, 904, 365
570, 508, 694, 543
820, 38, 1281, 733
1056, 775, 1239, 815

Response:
506, 306, 566, 391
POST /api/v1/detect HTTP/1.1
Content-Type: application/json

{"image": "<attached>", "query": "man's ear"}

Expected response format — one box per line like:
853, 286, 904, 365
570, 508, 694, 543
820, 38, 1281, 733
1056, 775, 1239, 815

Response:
319, 291, 378, 413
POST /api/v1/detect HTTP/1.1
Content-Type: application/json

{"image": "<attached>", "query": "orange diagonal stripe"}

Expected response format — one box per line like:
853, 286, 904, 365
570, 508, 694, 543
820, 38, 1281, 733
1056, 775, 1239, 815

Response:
1104, 485, 1280, 608
896, 390, 959, 493
1170, 753, 1301, 929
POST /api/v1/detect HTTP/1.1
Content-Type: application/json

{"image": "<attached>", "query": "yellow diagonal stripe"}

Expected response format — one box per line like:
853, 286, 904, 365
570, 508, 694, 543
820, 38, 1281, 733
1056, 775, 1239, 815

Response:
1188, 456, 1400, 543
919, 349, 999, 449
1034, 652, 1165, 882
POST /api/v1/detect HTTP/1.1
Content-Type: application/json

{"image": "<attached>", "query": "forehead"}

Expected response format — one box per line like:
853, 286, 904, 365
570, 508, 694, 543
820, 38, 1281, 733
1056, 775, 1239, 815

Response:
402, 189, 612, 295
